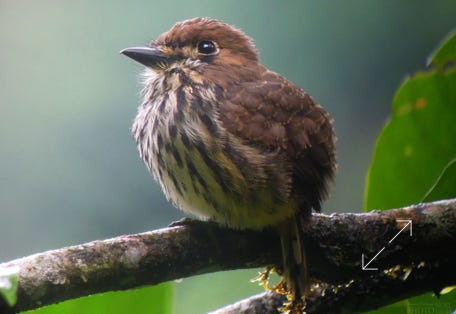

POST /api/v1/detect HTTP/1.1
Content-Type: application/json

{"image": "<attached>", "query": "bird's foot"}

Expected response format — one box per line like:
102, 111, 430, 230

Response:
251, 266, 287, 292
253, 274, 305, 313
277, 284, 306, 314
279, 298, 306, 314
251, 266, 273, 290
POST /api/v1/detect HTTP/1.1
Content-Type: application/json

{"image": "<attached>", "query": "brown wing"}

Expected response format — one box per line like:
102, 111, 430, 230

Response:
219, 70, 336, 212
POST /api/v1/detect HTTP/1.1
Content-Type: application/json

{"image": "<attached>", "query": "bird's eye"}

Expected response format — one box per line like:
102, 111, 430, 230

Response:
197, 40, 218, 55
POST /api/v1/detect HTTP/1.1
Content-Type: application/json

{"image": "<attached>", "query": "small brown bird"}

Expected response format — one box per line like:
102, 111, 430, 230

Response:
122, 18, 336, 312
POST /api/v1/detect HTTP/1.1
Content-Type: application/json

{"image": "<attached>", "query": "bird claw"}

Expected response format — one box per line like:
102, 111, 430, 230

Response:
279, 299, 306, 314
251, 266, 286, 292
251, 267, 306, 313
278, 288, 306, 314
251, 266, 274, 289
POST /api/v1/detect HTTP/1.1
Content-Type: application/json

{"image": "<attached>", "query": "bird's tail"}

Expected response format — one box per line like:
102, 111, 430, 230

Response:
278, 215, 309, 312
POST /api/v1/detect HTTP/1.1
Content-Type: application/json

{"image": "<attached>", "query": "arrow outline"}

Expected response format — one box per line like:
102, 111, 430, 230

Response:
388, 219, 412, 244
361, 219, 413, 271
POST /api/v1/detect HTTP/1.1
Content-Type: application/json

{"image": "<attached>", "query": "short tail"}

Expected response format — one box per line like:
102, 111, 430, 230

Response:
278, 215, 309, 311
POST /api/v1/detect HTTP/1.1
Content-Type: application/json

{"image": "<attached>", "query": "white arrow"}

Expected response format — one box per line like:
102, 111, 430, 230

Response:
362, 247, 385, 270
389, 220, 412, 244
362, 219, 413, 271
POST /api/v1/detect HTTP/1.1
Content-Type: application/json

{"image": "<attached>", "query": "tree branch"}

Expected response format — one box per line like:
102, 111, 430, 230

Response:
0, 199, 455, 313
211, 258, 455, 314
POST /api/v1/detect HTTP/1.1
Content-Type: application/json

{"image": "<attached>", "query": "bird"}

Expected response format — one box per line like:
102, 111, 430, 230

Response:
121, 17, 336, 313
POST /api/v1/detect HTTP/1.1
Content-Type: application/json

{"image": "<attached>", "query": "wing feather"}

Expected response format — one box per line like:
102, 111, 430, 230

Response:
219, 71, 336, 211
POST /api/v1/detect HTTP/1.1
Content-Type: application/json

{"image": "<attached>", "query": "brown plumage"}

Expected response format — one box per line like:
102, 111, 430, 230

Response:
122, 17, 336, 312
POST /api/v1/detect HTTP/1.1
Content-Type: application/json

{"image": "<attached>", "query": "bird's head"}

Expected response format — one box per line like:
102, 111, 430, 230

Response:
121, 18, 263, 84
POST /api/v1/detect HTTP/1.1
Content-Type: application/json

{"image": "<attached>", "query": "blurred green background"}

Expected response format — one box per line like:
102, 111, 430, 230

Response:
1, 1, 455, 313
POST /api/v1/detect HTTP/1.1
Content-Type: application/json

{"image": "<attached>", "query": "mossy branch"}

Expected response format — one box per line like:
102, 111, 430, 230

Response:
0, 198, 455, 313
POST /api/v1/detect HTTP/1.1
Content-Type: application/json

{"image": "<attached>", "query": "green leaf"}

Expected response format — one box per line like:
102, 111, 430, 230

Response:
422, 158, 456, 202
0, 265, 20, 307
427, 30, 456, 69
363, 31, 456, 313
23, 283, 173, 314
364, 66, 456, 210
365, 289, 456, 314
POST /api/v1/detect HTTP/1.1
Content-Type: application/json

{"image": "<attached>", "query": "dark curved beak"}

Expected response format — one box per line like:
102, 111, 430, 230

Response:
120, 47, 172, 68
